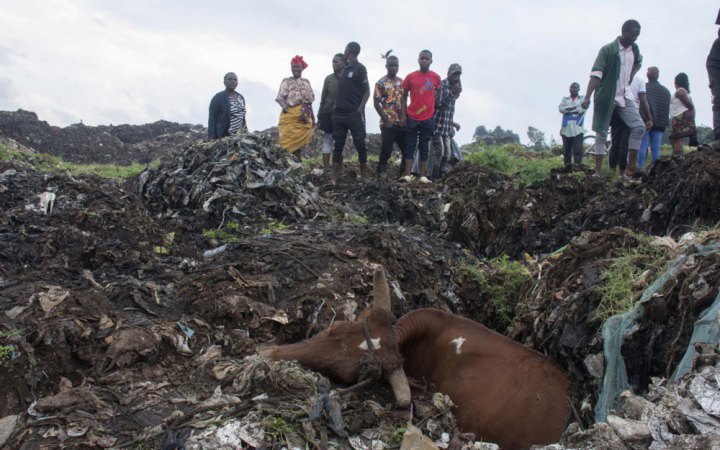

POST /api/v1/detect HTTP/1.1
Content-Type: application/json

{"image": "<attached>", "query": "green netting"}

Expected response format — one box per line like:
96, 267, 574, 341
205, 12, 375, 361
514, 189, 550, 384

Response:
594, 242, 720, 422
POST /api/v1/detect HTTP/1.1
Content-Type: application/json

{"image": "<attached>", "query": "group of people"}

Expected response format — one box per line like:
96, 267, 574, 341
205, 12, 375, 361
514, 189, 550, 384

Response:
559, 13, 720, 179
208, 41, 462, 184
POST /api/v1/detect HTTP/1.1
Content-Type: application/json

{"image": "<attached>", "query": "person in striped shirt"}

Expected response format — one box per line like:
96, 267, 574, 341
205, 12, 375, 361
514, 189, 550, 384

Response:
208, 72, 247, 139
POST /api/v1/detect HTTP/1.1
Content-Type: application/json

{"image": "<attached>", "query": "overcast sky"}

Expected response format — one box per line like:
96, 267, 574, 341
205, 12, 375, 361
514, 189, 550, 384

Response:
1, 0, 717, 145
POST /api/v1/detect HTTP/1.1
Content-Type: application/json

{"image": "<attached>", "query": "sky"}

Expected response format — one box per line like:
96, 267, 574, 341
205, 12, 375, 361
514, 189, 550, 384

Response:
0, 0, 717, 145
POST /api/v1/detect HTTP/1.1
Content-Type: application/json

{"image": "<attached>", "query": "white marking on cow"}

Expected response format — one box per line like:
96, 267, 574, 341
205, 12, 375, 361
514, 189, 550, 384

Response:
358, 338, 381, 351
450, 337, 466, 354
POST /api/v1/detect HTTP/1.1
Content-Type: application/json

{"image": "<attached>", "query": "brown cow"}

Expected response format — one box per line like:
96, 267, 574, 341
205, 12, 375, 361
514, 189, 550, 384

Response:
261, 269, 570, 449
259, 266, 411, 407
395, 308, 569, 450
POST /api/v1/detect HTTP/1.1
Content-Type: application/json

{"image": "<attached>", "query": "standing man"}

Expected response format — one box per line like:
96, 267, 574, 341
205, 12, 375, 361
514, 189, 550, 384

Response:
208, 72, 247, 139
400, 50, 442, 183
707, 9, 720, 142
331, 42, 370, 183
318, 53, 345, 169
638, 67, 671, 169
558, 82, 586, 170
581, 20, 648, 177
429, 64, 463, 179
373, 52, 405, 178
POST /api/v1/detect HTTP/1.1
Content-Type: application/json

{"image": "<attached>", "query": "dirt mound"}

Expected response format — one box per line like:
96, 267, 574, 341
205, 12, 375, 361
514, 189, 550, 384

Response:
0, 109, 204, 165
643, 142, 720, 236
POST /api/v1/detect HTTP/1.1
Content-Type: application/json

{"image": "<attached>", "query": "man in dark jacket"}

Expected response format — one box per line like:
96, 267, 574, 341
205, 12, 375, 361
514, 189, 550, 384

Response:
638, 67, 671, 169
708, 9, 720, 141
208, 72, 247, 139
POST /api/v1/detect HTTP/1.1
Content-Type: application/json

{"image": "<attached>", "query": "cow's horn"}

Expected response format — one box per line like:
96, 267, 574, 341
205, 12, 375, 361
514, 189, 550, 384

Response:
386, 368, 411, 407
372, 265, 392, 313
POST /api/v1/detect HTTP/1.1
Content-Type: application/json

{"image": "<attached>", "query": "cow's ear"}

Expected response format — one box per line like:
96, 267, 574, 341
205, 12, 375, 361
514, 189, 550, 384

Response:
372, 265, 392, 314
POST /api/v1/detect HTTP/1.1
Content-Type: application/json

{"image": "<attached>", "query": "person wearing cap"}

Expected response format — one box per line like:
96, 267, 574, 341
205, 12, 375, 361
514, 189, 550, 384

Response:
208, 72, 248, 139
707, 8, 720, 142
581, 20, 647, 177
427, 64, 462, 179
399, 50, 442, 183
276, 55, 315, 160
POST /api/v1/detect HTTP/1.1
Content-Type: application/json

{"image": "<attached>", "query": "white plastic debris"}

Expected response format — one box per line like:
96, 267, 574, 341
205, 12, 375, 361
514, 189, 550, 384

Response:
38, 191, 56, 214
0, 415, 18, 447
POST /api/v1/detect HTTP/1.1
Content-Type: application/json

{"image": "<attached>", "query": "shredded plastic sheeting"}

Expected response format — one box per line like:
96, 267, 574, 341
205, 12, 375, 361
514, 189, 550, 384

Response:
672, 287, 720, 381
595, 242, 720, 422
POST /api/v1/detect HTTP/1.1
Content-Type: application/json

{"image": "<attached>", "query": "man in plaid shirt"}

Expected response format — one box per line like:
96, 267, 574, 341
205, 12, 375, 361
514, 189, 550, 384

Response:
429, 64, 462, 179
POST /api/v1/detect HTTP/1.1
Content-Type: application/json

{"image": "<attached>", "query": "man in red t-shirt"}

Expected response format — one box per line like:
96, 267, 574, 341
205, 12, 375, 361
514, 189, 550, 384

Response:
399, 50, 442, 182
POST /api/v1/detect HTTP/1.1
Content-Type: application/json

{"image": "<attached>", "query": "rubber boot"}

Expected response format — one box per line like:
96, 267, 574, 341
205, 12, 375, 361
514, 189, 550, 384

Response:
360, 162, 369, 181
322, 153, 331, 169
331, 161, 342, 184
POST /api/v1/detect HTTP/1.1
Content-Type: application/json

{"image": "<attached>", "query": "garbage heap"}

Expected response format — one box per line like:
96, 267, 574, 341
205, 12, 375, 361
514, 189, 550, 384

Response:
138, 133, 321, 228
533, 347, 720, 450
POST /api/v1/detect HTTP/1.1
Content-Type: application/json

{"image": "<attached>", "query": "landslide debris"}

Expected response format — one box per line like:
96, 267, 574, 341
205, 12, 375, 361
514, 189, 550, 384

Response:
1, 124, 720, 449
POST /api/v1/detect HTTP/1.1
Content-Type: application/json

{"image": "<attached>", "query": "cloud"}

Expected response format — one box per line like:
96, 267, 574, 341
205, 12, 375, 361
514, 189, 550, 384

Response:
0, 0, 716, 143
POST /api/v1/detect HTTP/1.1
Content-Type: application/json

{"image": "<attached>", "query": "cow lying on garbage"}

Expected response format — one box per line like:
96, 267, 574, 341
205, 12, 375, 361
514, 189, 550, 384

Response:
261, 266, 570, 450
259, 266, 412, 407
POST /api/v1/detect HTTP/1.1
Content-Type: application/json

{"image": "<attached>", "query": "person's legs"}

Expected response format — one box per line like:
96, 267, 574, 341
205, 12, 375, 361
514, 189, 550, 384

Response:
561, 135, 572, 168
710, 71, 720, 140
616, 100, 646, 176
440, 135, 452, 174
591, 129, 609, 176
572, 134, 584, 165
427, 133, 442, 179
608, 114, 623, 172
322, 132, 333, 168
618, 125, 630, 175
637, 132, 650, 170
347, 111, 368, 179
417, 119, 434, 181
402, 119, 420, 177
378, 126, 397, 176
332, 113, 350, 182
649, 130, 663, 162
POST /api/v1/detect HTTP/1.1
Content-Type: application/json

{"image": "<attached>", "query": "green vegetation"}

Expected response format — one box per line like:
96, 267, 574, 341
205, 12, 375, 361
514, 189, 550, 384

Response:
202, 220, 289, 242
463, 255, 532, 328
464, 143, 564, 187
595, 237, 674, 322
0, 142, 159, 178
264, 416, 296, 445
0, 345, 13, 367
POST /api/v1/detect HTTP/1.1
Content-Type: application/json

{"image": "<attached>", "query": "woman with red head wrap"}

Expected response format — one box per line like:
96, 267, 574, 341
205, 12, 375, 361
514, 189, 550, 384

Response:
276, 55, 315, 160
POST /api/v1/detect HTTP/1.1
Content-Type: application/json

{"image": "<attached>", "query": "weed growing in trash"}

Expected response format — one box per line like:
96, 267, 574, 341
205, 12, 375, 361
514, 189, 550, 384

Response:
260, 221, 289, 236
263, 416, 297, 445
462, 255, 532, 328
595, 237, 674, 322
0, 345, 13, 367
464, 143, 564, 187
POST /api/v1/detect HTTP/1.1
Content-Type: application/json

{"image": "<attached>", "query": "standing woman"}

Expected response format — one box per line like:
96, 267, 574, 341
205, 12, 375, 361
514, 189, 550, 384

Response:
669, 73, 696, 155
276, 55, 315, 160
208, 72, 247, 139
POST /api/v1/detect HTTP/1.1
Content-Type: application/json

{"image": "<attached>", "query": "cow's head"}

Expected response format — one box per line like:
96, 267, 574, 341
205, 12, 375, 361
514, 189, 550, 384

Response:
259, 266, 411, 407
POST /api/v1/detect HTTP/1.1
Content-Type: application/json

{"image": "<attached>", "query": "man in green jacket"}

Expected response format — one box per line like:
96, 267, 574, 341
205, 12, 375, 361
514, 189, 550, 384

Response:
581, 20, 651, 177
